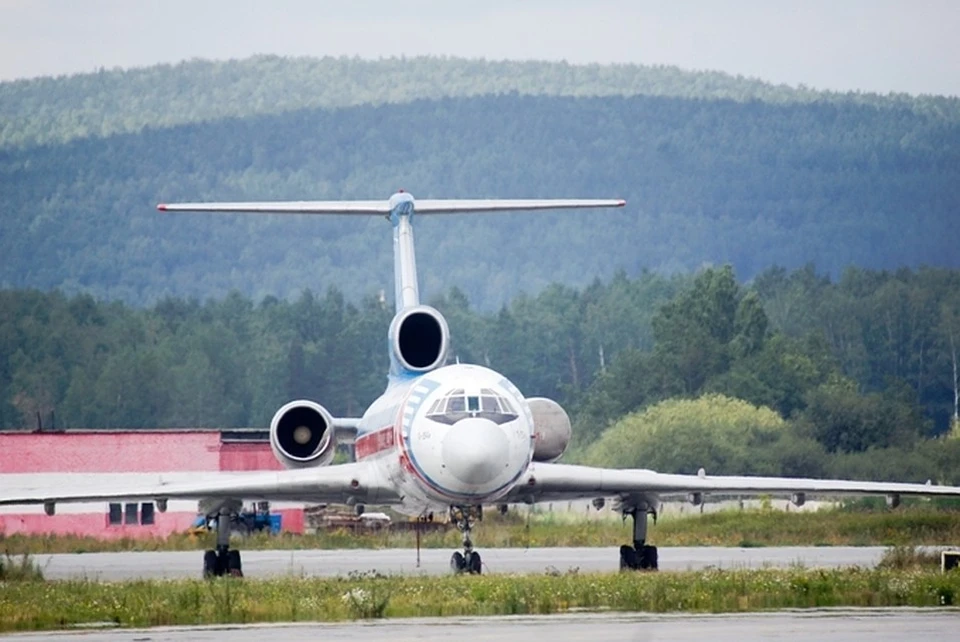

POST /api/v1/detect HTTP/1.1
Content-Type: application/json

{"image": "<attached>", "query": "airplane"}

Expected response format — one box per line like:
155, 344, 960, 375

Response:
4, 189, 960, 577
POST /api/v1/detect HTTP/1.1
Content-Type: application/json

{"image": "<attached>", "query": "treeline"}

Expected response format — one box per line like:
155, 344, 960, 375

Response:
576, 266, 960, 484
2, 265, 958, 483
4, 55, 957, 149
3, 91, 959, 310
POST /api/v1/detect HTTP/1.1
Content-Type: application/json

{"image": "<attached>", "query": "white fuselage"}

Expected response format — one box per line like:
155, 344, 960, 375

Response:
354, 364, 534, 515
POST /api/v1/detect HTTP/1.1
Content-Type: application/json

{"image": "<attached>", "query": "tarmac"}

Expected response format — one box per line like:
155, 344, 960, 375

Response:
4, 610, 959, 641
34, 545, 891, 580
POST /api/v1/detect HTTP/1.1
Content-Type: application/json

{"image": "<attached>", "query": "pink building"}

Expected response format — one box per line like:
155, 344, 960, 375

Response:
0, 429, 305, 538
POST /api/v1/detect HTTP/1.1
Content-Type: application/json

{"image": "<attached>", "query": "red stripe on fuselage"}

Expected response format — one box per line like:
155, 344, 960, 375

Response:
355, 426, 396, 460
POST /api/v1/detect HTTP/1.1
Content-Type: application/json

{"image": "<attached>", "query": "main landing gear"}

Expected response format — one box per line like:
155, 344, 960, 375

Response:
202, 510, 243, 578
619, 506, 658, 571
449, 505, 483, 574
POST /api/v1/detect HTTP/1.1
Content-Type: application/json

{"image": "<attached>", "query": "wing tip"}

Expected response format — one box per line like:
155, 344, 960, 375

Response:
156, 204, 167, 212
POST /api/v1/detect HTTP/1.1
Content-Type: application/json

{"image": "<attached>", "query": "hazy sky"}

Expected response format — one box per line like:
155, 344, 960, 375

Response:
1, 0, 958, 96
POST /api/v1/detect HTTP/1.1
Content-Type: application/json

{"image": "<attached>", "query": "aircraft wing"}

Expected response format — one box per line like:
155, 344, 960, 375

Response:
508, 463, 960, 505
0, 462, 400, 509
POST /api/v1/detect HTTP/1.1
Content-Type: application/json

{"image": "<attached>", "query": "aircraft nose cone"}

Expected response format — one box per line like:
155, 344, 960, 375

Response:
442, 417, 511, 486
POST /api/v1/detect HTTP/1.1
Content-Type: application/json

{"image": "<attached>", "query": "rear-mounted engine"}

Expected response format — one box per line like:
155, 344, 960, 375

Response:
269, 400, 336, 469
389, 305, 450, 373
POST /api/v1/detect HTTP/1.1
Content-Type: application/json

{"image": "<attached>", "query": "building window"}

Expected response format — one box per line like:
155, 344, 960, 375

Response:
124, 502, 138, 525
140, 502, 155, 525
108, 503, 122, 525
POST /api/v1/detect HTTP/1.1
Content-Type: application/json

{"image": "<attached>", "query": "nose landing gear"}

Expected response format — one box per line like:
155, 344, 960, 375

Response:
619, 506, 658, 571
448, 505, 483, 574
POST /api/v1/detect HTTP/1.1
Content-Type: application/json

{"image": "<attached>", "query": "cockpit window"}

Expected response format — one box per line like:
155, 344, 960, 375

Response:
426, 387, 519, 425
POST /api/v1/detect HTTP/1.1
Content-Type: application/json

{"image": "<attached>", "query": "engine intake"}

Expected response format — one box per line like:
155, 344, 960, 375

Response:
529, 397, 572, 462
389, 305, 449, 373
269, 400, 336, 469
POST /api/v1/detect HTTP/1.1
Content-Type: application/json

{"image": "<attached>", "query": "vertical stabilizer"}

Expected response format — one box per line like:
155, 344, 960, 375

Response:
388, 192, 420, 313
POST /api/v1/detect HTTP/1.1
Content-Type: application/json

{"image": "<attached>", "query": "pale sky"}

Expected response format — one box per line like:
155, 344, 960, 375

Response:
1, 0, 958, 96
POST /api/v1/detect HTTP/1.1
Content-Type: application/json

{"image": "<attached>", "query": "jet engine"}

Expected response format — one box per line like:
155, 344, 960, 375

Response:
389, 305, 450, 373
269, 400, 337, 469
528, 397, 572, 462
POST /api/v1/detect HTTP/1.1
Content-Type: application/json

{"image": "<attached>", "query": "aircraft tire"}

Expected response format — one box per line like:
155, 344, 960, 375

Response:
467, 551, 482, 574
203, 550, 218, 578
227, 549, 243, 577
640, 545, 658, 570
450, 551, 466, 573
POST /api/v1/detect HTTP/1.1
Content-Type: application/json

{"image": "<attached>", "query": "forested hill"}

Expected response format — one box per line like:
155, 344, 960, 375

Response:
1, 58, 959, 308
3, 55, 958, 149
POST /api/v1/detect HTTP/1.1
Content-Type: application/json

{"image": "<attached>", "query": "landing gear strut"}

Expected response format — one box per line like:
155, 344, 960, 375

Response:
202, 511, 243, 578
449, 505, 482, 574
619, 506, 658, 571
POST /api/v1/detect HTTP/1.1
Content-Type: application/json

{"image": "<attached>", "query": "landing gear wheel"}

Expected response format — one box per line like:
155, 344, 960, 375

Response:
451, 551, 466, 573
619, 544, 658, 571
640, 545, 658, 570
227, 549, 243, 577
203, 550, 218, 578
466, 550, 482, 574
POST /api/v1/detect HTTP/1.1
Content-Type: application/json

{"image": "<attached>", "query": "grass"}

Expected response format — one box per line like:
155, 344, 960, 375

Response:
0, 553, 44, 582
4, 506, 960, 555
877, 546, 949, 571
2, 567, 960, 632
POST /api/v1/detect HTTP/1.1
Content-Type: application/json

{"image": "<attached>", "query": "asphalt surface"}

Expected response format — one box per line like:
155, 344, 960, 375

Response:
34, 546, 890, 580
4, 610, 959, 641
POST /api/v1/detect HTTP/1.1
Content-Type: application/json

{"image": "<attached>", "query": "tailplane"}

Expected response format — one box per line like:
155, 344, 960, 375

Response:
157, 191, 625, 312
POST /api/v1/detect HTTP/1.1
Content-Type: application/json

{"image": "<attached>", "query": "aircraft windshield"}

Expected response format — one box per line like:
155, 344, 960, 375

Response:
426, 388, 519, 425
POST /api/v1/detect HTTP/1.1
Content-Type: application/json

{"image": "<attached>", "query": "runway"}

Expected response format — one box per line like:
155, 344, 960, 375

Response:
35, 546, 891, 580
4, 610, 959, 641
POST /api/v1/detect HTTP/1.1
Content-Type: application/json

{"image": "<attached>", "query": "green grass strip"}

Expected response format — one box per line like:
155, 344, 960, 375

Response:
2, 568, 960, 632
4, 508, 960, 554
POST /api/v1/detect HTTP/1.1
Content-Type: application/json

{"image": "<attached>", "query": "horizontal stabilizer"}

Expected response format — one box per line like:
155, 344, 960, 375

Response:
157, 194, 626, 215
157, 201, 391, 214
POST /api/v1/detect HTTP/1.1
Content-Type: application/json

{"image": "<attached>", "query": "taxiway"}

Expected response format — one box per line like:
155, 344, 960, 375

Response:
34, 545, 891, 580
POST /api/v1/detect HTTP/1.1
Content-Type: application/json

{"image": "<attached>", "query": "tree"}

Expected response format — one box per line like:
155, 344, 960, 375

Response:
584, 394, 788, 475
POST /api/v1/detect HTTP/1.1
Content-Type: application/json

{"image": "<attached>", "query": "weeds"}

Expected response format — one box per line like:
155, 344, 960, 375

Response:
0, 553, 44, 582
3, 567, 960, 632
3, 507, 960, 555
877, 545, 947, 571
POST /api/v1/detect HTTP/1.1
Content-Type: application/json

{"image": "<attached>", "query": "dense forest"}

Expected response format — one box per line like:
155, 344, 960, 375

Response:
4, 56, 958, 149
1, 57, 959, 308
2, 265, 959, 481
